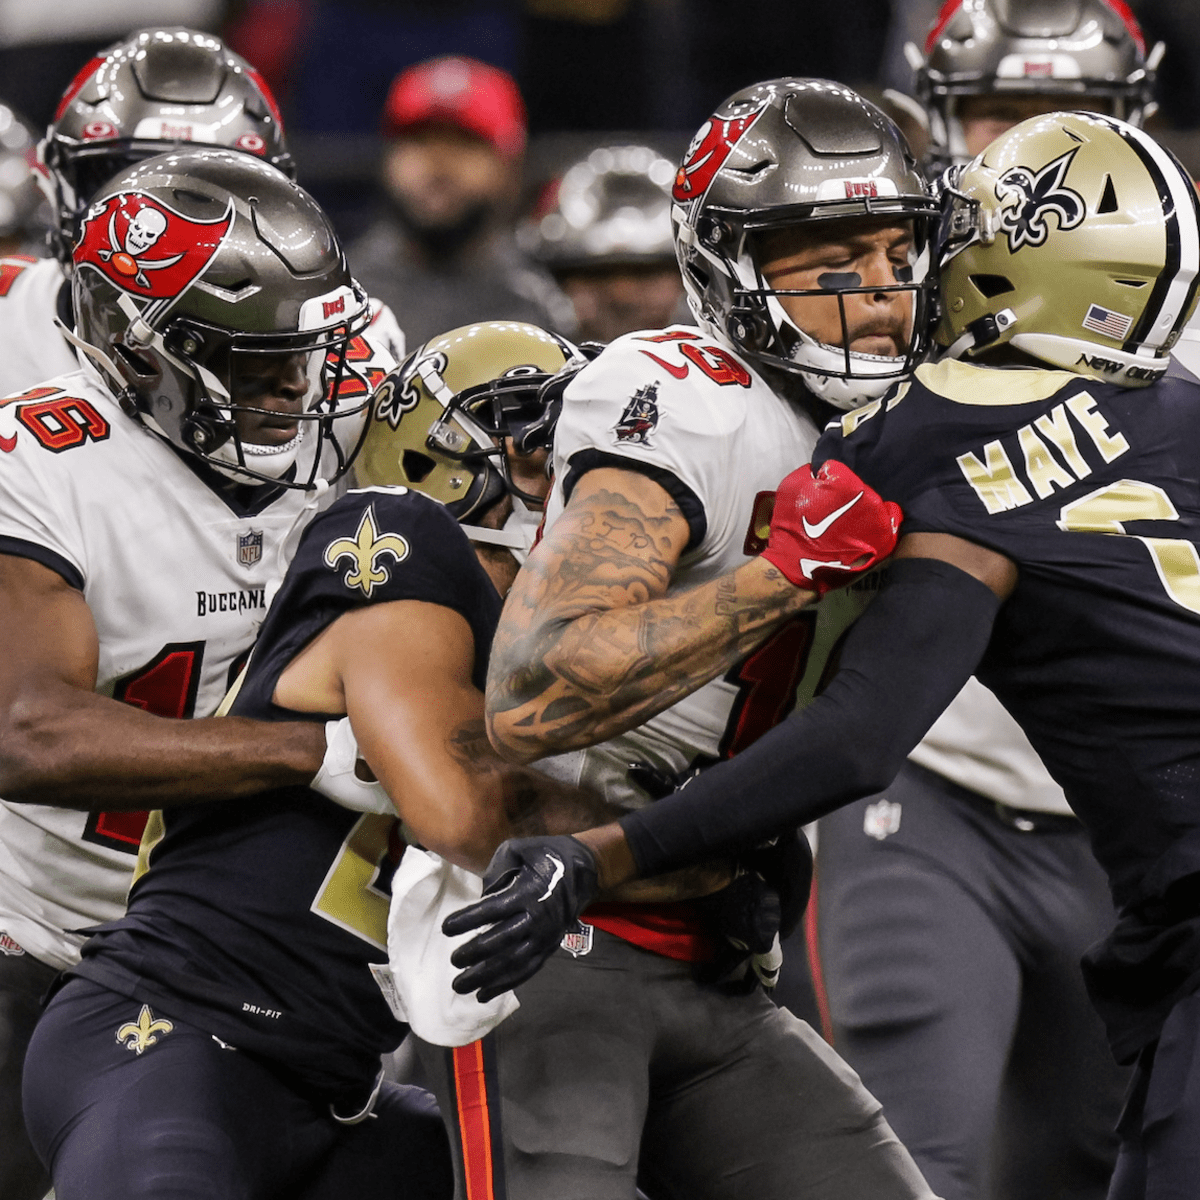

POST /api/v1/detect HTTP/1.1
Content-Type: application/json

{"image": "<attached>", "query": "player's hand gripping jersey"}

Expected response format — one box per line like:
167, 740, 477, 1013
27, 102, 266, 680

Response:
816, 359, 1200, 1057
0, 331, 397, 970
73, 486, 501, 1102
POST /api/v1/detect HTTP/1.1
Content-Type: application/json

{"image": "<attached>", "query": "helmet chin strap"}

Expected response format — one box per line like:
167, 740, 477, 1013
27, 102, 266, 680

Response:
463, 495, 541, 563
56, 317, 126, 388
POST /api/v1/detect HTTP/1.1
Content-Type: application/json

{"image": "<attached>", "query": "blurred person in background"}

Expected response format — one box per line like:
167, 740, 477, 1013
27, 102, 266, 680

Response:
520, 143, 686, 343
812, 3, 1157, 1198
348, 55, 573, 348
0, 102, 50, 258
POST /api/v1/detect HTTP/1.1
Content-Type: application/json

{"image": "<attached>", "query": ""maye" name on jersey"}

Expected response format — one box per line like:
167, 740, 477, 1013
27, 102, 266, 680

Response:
956, 392, 1130, 515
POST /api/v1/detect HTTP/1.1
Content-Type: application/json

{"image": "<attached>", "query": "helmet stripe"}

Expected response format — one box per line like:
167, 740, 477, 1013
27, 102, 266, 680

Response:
53, 56, 105, 123
924, 0, 966, 55
1099, 0, 1146, 57
1087, 115, 1199, 355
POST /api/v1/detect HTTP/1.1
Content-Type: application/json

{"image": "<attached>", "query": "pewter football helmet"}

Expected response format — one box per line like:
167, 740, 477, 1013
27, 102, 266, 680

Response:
72, 149, 370, 488
937, 111, 1200, 386
671, 78, 938, 409
521, 144, 676, 273
914, 0, 1161, 172
41, 27, 292, 263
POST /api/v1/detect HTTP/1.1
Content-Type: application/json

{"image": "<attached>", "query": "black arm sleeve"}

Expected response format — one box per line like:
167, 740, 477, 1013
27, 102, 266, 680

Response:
618, 556, 1003, 876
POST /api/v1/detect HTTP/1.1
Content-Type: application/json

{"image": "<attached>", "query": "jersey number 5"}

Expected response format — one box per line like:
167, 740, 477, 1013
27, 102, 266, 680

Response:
1058, 480, 1200, 614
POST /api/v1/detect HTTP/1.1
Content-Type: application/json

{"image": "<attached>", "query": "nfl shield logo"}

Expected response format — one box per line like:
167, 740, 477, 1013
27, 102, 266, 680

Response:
560, 920, 594, 958
863, 798, 902, 841
0, 931, 26, 956
237, 530, 263, 567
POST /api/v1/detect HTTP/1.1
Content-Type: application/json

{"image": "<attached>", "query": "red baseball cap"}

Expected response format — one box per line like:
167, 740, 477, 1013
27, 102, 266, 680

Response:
382, 56, 527, 159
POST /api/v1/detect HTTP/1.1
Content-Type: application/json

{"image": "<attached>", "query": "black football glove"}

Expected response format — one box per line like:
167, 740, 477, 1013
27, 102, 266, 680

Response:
741, 827, 813, 940
444, 835, 599, 1002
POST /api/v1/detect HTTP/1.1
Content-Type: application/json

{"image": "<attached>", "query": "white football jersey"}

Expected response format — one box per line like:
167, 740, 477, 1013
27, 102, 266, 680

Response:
536, 325, 877, 809
0, 256, 78, 398
0, 328, 399, 969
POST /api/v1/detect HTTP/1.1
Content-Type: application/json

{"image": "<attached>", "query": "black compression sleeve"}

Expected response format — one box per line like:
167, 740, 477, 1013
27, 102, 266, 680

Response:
618, 556, 1004, 876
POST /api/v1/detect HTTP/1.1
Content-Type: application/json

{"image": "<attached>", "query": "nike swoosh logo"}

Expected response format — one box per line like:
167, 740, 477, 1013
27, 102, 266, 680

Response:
801, 490, 863, 539
800, 558, 855, 577
0, 432, 15, 453
638, 350, 689, 379
537, 854, 565, 902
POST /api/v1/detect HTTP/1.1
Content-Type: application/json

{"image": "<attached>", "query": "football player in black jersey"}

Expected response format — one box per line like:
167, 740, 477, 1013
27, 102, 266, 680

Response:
18, 323, 590, 1200
814, 5, 1161, 1195
448, 113, 1200, 1199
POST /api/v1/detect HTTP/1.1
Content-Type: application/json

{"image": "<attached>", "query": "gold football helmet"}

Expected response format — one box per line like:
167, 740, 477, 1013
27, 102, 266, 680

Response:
937, 111, 1200, 387
357, 321, 580, 538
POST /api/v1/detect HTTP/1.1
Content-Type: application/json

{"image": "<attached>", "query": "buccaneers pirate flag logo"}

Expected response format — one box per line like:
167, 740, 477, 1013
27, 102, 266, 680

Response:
74, 192, 234, 300
672, 104, 768, 203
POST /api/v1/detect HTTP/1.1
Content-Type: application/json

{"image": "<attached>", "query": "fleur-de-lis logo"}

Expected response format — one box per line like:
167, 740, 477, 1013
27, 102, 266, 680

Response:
373, 353, 440, 431
323, 506, 410, 598
116, 1004, 174, 1055
995, 149, 1086, 253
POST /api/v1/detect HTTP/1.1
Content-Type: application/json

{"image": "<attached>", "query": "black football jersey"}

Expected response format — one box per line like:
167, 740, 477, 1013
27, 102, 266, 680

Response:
74, 486, 502, 1102
814, 360, 1200, 1057
816, 359, 1200, 911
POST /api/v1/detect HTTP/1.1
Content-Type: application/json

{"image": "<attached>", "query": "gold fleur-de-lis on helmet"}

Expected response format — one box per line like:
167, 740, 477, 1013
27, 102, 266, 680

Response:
323, 506, 410, 598
116, 1004, 174, 1055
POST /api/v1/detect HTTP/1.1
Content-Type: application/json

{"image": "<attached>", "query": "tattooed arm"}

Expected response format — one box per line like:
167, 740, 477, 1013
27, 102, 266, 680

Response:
275, 595, 729, 895
485, 466, 813, 764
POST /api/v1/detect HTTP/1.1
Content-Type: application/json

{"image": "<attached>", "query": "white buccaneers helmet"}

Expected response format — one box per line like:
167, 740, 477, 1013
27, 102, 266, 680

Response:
71, 149, 370, 488
671, 78, 938, 410
937, 111, 1200, 386
913, 0, 1161, 172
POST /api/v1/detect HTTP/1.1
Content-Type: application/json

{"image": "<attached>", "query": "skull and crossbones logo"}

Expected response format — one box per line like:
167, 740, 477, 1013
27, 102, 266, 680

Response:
97, 203, 183, 289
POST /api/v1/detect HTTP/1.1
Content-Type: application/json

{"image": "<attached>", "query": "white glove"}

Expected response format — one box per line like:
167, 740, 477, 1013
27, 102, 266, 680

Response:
311, 718, 394, 815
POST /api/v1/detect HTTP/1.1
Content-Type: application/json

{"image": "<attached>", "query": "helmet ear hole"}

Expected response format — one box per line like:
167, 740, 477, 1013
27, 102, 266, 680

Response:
970, 274, 1015, 299
402, 449, 437, 483
112, 340, 159, 382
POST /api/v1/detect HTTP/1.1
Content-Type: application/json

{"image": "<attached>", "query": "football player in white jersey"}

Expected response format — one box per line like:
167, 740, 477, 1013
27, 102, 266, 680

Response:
0, 26, 405, 401
406, 79, 940, 1200
0, 149, 396, 1200
805, 5, 1155, 1195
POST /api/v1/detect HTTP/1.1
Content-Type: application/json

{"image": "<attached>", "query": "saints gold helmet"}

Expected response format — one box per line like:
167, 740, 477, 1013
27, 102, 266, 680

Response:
936, 111, 1200, 387
359, 321, 580, 534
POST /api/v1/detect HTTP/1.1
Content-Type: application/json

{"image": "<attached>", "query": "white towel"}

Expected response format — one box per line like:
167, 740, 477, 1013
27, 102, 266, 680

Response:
377, 847, 519, 1047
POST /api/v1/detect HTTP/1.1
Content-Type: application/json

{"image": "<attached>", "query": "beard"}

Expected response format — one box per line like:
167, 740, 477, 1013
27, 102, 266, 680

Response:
388, 194, 493, 261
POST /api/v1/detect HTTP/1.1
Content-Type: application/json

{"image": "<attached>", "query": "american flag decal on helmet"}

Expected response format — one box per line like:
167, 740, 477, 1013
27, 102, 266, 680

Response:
1082, 304, 1134, 341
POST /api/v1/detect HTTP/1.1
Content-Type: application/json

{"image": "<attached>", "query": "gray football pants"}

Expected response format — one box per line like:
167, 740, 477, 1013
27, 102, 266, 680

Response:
817, 761, 1129, 1200
416, 926, 937, 1200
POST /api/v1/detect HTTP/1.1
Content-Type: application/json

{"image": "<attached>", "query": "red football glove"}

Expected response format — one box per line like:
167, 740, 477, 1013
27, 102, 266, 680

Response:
761, 460, 902, 594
